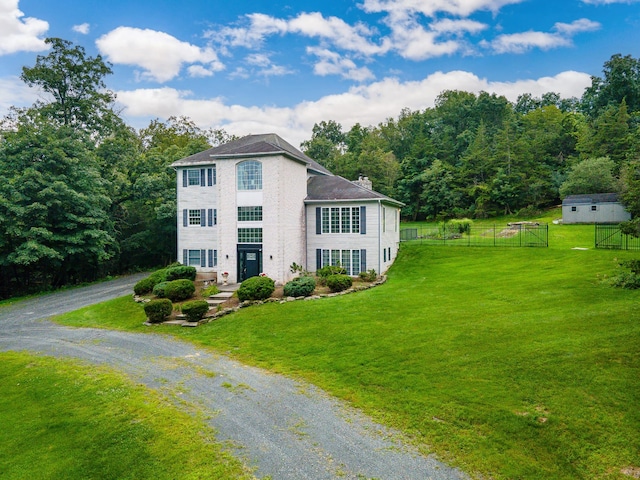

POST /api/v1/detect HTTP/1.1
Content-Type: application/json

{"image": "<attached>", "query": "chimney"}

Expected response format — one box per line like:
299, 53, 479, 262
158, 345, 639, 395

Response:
354, 175, 372, 190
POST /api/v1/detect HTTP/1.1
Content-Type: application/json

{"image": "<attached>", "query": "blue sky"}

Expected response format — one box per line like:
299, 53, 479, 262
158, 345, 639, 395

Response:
1, 0, 639, 146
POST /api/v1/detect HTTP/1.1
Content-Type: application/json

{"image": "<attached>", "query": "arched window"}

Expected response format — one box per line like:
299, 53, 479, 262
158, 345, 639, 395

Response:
237, 161, 262, 190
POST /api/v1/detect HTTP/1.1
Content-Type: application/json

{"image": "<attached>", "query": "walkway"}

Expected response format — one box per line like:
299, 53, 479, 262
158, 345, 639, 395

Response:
0, 275, 467, 480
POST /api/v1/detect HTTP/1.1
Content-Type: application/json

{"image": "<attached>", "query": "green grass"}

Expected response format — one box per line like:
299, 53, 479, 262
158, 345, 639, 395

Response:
0, 351, 253, 480
52, 213, 640, 479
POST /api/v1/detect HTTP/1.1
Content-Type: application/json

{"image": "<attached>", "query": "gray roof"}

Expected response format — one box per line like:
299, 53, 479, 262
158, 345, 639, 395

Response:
306, 175, 404, 207
562, 193, 621, 205
171, 133, 332, 175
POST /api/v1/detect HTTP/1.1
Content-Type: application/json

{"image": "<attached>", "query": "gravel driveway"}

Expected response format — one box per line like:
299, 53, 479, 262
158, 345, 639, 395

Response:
0, 275, 468, 480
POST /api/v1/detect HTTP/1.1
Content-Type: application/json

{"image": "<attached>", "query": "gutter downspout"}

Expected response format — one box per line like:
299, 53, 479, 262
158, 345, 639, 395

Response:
378, 199, 382, 275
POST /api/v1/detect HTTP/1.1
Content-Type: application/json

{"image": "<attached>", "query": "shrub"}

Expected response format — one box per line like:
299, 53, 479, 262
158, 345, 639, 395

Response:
358, 269, 377, 282
134, 277, 155, 295
326, 274, 352, 292
152, 281, 169, 298
201, 284, 220, 298
134, 269, 169, 295
181, 300, 210, 322
237, 276, 275, 301
163, 279, 196, 302
143, 299, 173, 323
317, 265, 347, 278
165, 265, 197, 281
283, 276, 316, 297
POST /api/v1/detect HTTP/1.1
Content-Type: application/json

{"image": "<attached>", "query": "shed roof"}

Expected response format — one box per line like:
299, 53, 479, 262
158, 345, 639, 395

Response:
170, 133, 331, 175
306, 175, 404, 207
562, 193, 621, 205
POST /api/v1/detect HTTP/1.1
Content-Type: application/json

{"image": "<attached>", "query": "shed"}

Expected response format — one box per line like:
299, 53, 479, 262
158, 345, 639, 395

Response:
562, 193, 631, 224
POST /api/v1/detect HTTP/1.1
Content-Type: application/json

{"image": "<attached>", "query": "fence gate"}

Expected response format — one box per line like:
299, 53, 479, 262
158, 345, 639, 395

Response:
595, 224, 640, 250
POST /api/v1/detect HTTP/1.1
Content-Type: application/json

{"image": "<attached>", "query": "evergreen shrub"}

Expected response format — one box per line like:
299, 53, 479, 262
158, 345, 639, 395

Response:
181, 300, 210, 322
163, 279, 195, 302
283, 276, 316, 297
152, 281, 169, 298
165, 265, 197, 281
326, 274, 352, 292
143, 299, 173, 323
134, 277, 155, 295
237, 276, 275, 301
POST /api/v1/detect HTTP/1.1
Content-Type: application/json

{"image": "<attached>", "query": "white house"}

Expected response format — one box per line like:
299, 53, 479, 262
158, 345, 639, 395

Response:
562, 193, 631, 224
171, 133, 404, 285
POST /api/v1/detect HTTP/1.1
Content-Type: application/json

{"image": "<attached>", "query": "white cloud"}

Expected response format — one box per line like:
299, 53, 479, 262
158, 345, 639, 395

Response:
359, 0, 525, 19
72, 22, 90, 35
0, 0, 48, 55
0, 75, 41, 112
307, 47, 374, 81
114, 70, 592, 147
187, 65, 214, 77
96, 26, 225, 82
486, 18, 600, 54
211, 13, 288, 49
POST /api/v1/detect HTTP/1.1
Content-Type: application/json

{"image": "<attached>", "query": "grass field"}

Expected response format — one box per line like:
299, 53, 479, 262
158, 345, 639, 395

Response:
52, 211, 640, 479
0, 351, 253, 479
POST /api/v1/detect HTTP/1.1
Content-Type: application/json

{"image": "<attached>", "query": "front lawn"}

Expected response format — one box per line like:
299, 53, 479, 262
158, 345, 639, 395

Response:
53, 217, 640, 479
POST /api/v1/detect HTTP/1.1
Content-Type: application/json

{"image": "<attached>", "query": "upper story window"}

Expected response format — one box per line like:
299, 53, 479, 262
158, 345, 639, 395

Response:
237, 161, 262, 190
238, 206, 263, 222
183, 166, 216, 187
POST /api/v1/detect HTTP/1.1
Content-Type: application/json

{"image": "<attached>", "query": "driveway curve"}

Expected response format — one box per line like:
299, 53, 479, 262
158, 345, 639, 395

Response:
0, 275, 467, 480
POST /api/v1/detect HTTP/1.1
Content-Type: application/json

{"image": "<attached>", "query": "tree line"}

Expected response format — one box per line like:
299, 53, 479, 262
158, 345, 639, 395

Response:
0, 38, 639, 297
300, 54, 640, 224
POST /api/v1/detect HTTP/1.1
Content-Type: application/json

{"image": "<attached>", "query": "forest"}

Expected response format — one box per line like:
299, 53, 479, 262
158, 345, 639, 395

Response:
1, 37, 639, 297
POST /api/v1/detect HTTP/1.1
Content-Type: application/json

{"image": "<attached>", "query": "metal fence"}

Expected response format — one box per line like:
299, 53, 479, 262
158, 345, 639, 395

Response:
595, 224, 640, 250
400, 222, 548, 247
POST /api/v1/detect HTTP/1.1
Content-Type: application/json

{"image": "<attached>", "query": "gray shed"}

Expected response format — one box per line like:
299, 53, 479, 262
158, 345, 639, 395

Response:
562, 193, 631, 224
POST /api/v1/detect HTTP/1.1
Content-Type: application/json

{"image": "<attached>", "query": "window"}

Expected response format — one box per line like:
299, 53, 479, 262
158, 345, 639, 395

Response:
187, 249, 201, 266
187, 169, 200, 186
237, 161, 262, 190
571, 206, 577, 212
318, 249, 364, 276
238, 228, 262, 243
591, 205, 597, 211
320, 207, 361, 233
188, 209, 201, 226
238, 206, 263, 222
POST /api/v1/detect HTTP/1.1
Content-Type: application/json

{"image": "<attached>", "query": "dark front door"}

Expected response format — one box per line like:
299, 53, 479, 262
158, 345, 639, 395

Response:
238, 245, 262, 282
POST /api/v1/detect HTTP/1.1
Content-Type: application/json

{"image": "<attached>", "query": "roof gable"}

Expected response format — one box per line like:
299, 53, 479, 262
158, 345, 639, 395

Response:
171, 133, 331, 175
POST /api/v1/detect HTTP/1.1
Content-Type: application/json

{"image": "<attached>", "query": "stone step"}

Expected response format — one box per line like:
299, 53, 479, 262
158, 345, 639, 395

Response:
210, 291, 234, 299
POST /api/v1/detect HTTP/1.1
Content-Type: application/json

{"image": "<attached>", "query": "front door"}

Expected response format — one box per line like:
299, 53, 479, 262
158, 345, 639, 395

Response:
237, 245, 262, 282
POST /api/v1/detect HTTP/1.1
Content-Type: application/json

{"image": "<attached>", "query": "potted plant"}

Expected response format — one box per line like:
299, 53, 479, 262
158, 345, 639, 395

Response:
221, 271, 229, 285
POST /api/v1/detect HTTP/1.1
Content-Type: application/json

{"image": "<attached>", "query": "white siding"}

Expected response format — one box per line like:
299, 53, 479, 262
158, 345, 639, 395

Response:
562, 202, 631, 224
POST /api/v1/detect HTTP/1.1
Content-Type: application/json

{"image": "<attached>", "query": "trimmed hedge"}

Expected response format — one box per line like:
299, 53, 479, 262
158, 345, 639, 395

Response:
143, 299, 173, 323
181, 300, 210, 322
133, 269, 169, 295
164, 279, 195, 302
237, 276, 275, 302
165, 265, 197, 281
283, 276, 316, 297
326, 274, 353, 292
152, 281, 169, 298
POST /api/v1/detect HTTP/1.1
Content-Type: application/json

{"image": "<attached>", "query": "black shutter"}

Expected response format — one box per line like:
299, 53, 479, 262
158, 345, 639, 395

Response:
316, 207, 321, 234
208, 249, 213, 268
200, 209, 206, 227
214, 209, 217, 225
207, 168, 213, 186
207, 209, 213, 227
360, 206, 366, 234
182, 170, 188, 187
183, 209, 188, 227
200, 249, 206, 267
316, 249, 322, 270
360, 249, 366, 272
183, 249, 188, 265
200, 168, 206, 186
